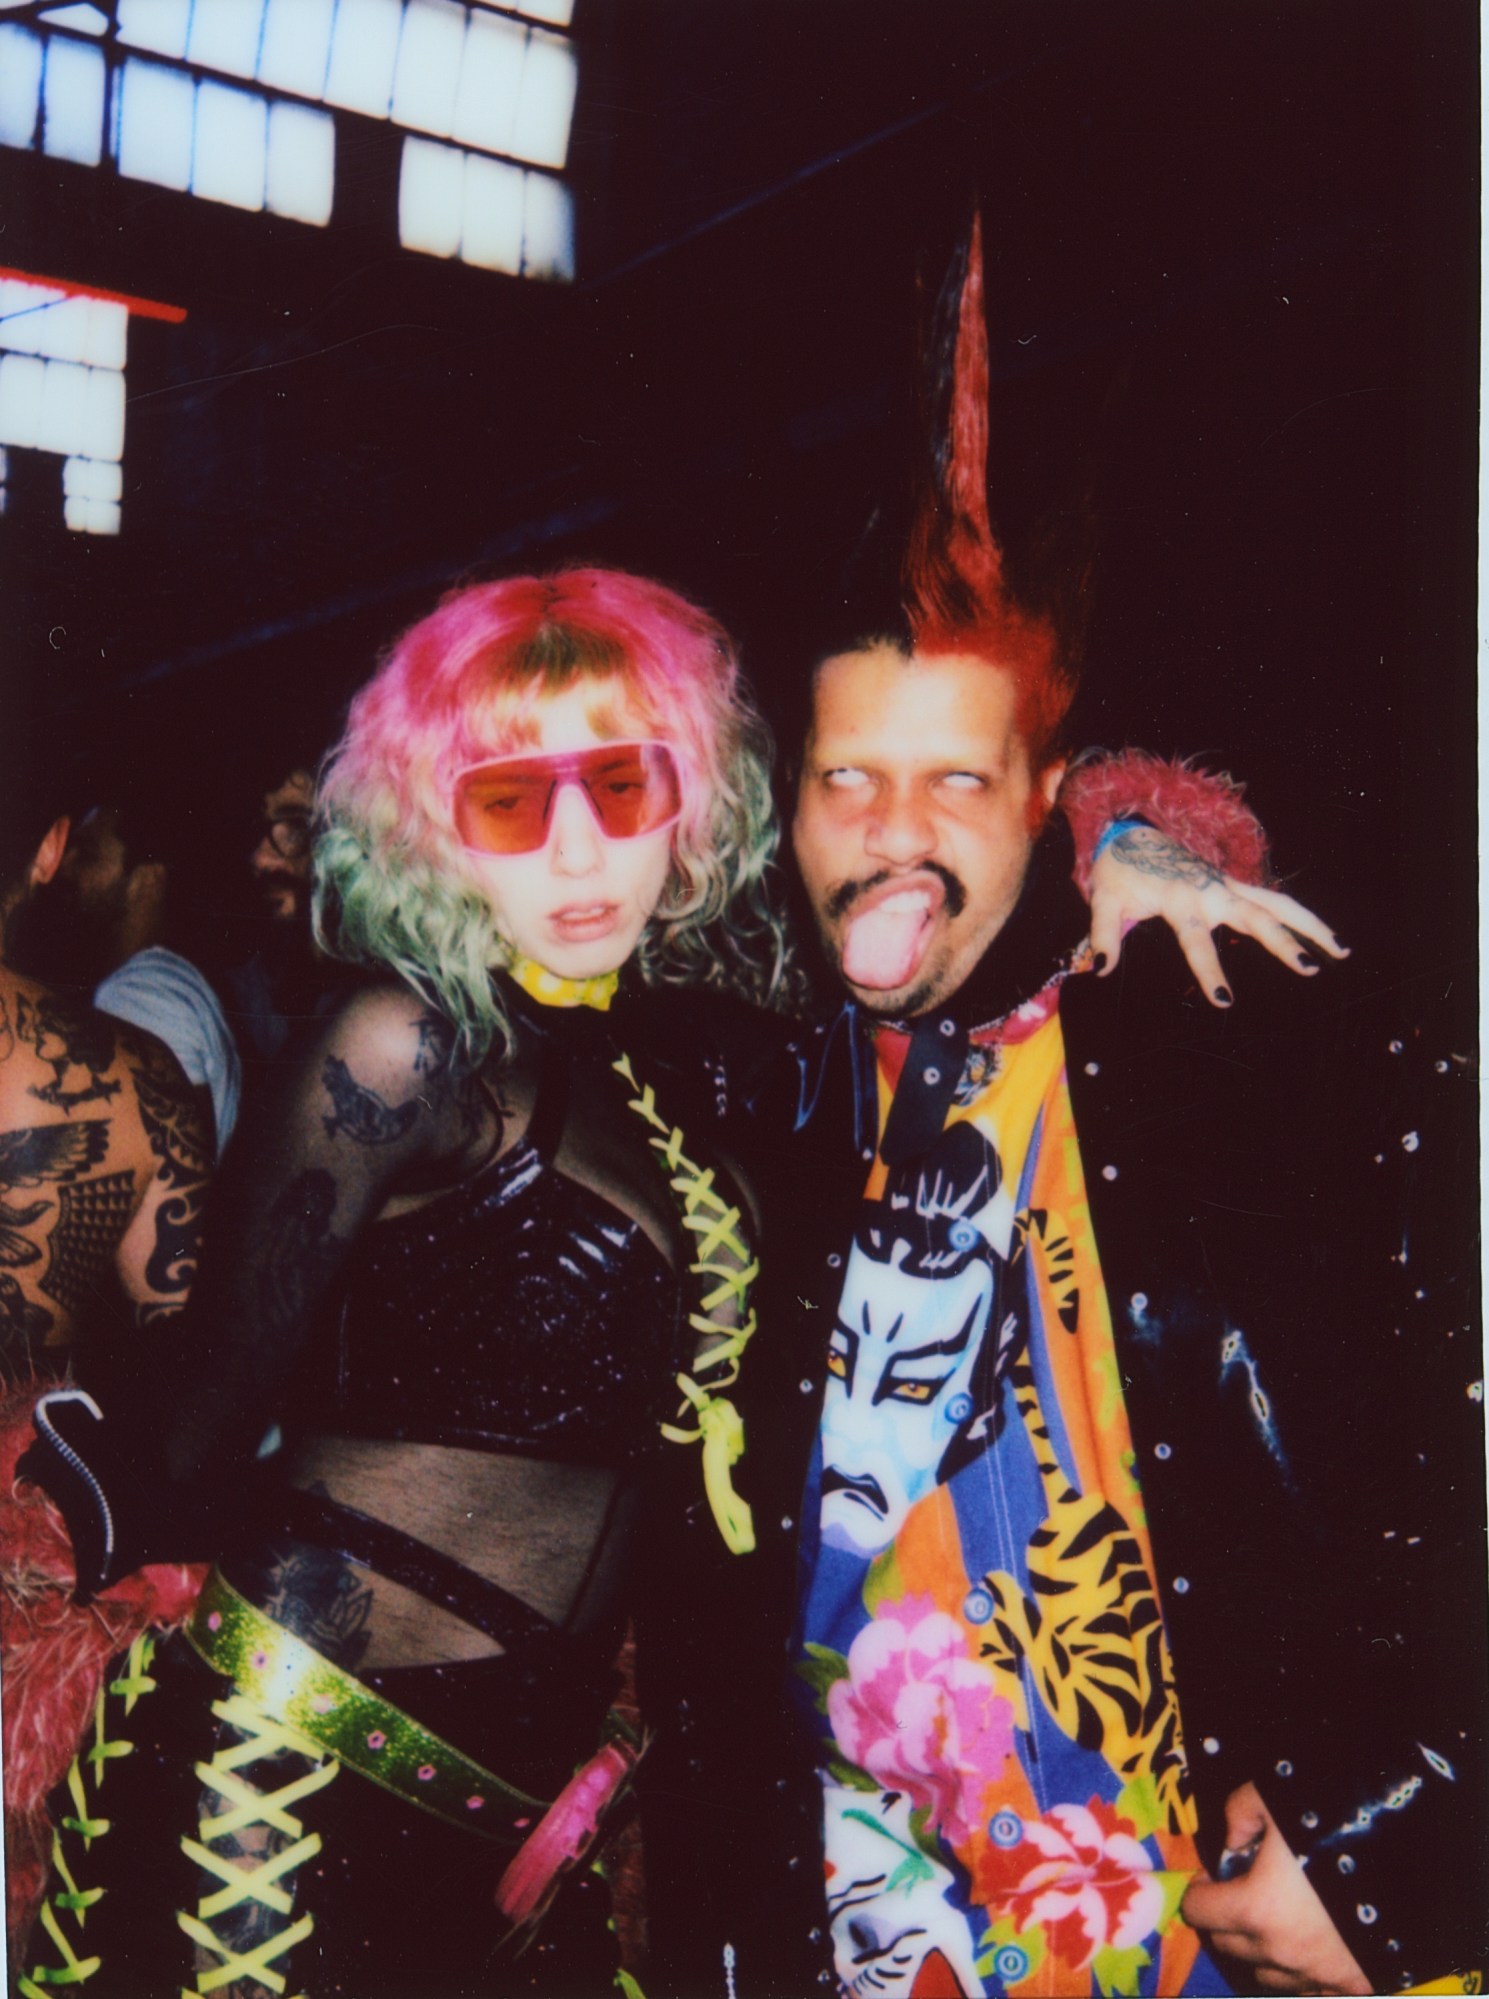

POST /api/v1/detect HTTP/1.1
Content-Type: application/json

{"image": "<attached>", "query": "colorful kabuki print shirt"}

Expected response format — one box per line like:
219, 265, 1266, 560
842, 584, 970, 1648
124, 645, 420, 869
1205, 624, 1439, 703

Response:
794, 979, 1230, 1998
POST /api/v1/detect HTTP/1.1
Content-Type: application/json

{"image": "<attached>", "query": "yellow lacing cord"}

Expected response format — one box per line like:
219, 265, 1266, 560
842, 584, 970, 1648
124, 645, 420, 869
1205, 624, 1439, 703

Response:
612, 1051, 760, 1553
17, 1631, 159, 1994
177, 1692, 338, 1997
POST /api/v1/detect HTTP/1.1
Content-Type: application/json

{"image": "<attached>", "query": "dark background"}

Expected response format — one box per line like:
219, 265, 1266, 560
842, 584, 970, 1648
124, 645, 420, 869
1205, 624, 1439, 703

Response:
2, 0, 1479, 979
4, 6, 1484, 1963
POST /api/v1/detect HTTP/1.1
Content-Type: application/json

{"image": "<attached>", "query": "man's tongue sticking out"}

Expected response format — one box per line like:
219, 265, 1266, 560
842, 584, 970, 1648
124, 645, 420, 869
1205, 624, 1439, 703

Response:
841, 882, 940, 991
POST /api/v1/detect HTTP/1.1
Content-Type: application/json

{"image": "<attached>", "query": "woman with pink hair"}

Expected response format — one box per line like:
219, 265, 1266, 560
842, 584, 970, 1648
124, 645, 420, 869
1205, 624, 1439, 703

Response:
20, 565, 794, 1995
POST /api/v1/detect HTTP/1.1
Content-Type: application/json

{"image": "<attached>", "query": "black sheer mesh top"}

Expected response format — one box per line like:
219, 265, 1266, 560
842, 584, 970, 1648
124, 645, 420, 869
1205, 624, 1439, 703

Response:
302, 1021, 690, 1466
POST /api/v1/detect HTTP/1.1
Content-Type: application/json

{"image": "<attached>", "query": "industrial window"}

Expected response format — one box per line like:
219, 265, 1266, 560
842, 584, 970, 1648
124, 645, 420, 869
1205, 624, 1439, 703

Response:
0, 268, 185, 535
0, 1, 577, 277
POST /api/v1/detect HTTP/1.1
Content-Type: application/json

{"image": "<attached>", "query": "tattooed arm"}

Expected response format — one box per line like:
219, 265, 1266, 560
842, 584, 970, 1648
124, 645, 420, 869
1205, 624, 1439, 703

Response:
0, 976, 208, 1368
158, 984, 483, 1484
114, 1026, 212, 1328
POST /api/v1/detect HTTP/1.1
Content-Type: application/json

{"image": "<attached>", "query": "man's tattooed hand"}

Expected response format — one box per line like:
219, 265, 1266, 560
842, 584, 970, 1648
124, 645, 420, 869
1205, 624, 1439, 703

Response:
1108, 825, 1226, 890
1090, 823, 1346, 1006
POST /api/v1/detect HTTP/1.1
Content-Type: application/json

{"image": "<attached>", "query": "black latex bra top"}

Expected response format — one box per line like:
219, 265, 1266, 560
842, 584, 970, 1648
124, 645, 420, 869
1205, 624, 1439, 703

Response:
307, 1028, 686, 1466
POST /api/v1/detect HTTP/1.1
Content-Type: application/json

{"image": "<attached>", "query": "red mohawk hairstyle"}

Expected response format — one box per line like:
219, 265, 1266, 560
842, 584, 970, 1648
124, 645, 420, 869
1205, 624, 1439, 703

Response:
902, 212, 1078, 778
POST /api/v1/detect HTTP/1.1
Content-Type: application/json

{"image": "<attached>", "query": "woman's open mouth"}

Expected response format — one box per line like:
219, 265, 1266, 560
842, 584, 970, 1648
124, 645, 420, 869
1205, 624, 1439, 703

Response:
549, 902, 621, 942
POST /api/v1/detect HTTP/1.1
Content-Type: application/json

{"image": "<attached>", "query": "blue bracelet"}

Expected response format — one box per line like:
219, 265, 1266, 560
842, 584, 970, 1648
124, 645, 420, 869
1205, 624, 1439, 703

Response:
1092, 816, 1149, 862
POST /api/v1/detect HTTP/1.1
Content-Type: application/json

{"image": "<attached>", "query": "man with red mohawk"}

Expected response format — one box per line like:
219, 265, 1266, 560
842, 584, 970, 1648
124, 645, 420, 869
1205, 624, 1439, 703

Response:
781, 216, 1484, 1997
642, 218, 1480, 1999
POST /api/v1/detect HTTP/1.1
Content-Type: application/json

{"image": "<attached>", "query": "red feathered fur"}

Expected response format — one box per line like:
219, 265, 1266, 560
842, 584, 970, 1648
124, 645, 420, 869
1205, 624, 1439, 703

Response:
1059, 750, 1270, 895
0, 1376, 205, 1945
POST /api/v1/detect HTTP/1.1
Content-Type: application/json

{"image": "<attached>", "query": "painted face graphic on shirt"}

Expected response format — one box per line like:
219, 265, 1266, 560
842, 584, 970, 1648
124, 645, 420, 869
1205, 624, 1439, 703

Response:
824, 1784, 984, 1997
820, 1123, 1020, 1557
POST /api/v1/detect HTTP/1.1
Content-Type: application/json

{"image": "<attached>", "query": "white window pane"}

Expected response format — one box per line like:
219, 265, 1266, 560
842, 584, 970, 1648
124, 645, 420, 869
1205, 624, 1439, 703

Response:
65, 493, 121, 533
510, 26, 573, 171
42, 36, 104, 165
460, 149, 522, 273
116, 0, 190, 59
398, 134, 461, 259
521, 167, 572, 281
187, 0, 265, 80
63, 453, 122, 500
0, 280, 64, 357
0, 352, 45, 447
266, 99, 333, 224
324, 0, 402, 118
391, 0, 464, 138
452, 10, 523, 156
82, 298, 128, 370
193, 78, 267, 210
37, 356, 91, 453
117, 58, 194, 191
44, 296, 92, 363
39, 5, 109, 35
26, 294, 89, 362
0, 25, 43, 149
258, 0, 334, 99
83, 361, 125, 460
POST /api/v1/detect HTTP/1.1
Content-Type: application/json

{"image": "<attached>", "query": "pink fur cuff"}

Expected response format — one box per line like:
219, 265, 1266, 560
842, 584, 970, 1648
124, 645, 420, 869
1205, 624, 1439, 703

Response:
1060, 750, 1270, 894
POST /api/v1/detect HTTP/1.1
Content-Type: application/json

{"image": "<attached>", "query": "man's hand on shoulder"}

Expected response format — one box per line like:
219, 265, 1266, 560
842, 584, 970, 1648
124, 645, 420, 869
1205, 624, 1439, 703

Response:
1089, 826, 1348, 1007
1183, 1782, 1372, 1995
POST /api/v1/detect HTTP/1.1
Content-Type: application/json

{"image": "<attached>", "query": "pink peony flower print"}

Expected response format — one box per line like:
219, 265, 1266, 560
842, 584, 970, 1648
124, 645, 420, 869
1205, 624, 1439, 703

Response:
826, 1593, 1015, 1848
972, 1797, 1165, 1970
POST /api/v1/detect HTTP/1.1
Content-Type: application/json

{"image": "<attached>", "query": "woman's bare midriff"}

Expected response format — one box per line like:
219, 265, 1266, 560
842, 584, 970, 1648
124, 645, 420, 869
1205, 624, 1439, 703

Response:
282, 1433, 628, 1670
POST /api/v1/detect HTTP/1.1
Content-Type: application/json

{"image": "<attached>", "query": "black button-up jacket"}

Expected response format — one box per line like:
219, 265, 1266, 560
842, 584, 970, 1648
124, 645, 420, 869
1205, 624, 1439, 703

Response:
637, 830, 1487, 1996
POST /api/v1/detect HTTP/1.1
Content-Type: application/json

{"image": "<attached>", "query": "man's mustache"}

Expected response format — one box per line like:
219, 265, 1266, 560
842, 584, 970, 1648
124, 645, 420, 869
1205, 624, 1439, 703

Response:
824, 863, 967, 925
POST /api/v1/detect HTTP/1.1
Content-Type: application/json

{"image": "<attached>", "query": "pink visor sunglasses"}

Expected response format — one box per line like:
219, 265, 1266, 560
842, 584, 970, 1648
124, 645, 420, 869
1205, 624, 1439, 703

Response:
453, 741, 683, 856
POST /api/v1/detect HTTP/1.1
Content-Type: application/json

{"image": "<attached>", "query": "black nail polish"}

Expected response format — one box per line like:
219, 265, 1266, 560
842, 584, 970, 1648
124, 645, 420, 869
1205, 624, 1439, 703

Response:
1093, 952, 1108, 974
1297, 950, 1317, 970
1215, 985, 1233, 1006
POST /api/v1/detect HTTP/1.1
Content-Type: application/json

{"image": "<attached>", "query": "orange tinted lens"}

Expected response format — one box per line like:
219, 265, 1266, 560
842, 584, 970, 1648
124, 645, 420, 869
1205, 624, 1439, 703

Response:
581, 744, 681, 839
455, 743, 681, 854
454, 769, 554, 853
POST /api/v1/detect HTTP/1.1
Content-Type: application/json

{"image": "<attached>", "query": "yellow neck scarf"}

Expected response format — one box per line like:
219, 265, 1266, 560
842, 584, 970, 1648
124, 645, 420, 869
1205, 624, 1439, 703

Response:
507, 955, 618, 1012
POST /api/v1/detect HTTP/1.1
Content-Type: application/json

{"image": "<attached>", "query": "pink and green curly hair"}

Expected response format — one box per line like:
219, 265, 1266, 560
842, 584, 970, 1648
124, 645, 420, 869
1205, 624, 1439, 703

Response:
314, 567, 789, 1067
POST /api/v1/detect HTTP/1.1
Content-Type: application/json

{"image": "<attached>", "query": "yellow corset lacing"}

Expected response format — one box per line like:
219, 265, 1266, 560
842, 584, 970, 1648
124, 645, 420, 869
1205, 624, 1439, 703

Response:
612, 1051, 760, 1554
176, 1691, 338, 1995
19, 1632, 157, 1993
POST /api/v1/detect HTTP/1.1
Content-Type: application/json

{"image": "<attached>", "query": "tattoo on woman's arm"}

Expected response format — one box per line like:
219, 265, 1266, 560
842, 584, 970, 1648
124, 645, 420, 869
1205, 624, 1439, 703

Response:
256, 1169, 344, 1339
320, 1056, 421, 1146
412, 1013, 455, 1079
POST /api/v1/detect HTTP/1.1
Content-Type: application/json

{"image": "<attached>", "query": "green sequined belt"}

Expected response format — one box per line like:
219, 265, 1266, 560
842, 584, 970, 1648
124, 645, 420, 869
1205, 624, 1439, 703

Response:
185, 1568, 554, 1842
